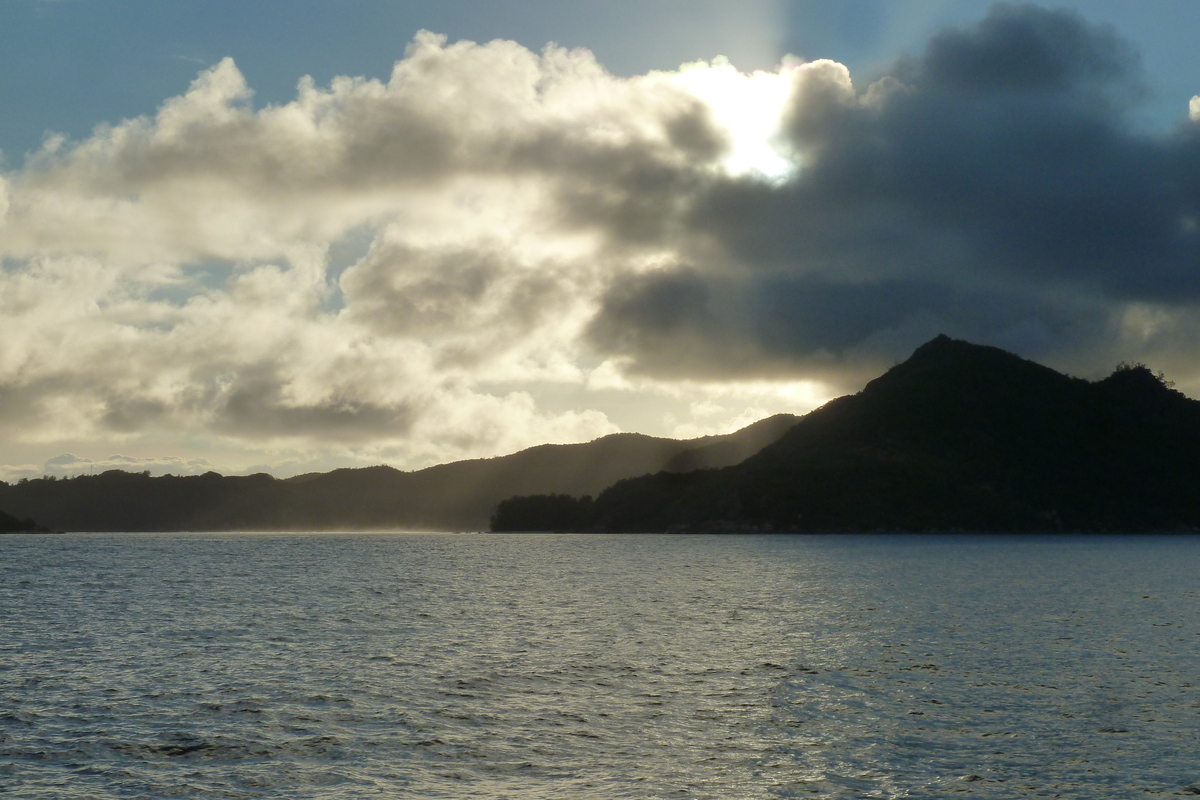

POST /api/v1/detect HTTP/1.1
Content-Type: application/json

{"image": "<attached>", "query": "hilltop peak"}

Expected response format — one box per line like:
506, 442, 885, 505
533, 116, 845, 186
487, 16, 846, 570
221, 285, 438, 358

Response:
913, 332, 956, 351
900, 334, 1037, 370
862, 335, 1072, 403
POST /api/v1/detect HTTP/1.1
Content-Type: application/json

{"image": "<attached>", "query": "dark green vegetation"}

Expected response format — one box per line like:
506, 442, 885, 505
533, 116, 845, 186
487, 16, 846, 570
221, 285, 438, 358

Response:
0, 508, 48, 533
0, 414, 796, 532
492, 336, 1200, 532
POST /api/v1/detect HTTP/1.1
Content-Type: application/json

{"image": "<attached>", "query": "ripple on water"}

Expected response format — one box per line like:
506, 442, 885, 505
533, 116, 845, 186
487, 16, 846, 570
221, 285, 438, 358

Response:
2, 532, 1200, 798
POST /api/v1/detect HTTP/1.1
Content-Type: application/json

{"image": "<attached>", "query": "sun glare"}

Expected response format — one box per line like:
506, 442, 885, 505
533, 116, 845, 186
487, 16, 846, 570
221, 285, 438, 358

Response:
670, 57, 798, 181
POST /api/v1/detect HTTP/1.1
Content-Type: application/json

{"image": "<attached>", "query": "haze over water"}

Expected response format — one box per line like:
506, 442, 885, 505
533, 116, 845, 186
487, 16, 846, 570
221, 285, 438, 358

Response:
3, 533, 1199, 798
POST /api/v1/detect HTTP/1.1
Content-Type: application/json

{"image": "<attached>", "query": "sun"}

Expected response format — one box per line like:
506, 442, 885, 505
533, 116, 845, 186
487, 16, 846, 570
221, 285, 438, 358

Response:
669, 56, 799, 181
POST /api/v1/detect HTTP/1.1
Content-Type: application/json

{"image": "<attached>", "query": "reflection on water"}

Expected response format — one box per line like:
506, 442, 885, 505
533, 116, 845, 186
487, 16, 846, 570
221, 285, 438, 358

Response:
2, 533, 1199, 798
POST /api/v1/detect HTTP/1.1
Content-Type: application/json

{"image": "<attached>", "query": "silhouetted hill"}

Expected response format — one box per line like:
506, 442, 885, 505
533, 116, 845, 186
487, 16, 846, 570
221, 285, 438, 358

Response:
0, 414, 796, 532
492, 336, 1200, 532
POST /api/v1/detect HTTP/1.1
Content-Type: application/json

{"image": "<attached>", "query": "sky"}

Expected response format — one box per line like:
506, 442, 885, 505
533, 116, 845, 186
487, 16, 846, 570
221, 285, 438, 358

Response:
2, 1, 1200, 481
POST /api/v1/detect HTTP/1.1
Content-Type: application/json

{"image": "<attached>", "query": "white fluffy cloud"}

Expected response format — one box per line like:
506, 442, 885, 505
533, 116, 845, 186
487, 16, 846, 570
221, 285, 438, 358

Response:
0, 33, 820, 477
4, 34, 721, 263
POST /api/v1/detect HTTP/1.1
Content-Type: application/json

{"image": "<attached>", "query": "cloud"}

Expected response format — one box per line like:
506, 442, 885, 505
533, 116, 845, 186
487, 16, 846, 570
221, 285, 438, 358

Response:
587, 4, 1200, 385
905, 2, 1139, 99
0, 463, 42, 483
0, 33, 727, 472
3, 9, 1200, 478
3, 34, 723, 264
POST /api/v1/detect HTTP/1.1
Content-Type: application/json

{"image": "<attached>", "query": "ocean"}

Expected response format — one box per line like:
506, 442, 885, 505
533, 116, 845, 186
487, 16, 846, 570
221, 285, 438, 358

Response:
2, 532, 1198, 798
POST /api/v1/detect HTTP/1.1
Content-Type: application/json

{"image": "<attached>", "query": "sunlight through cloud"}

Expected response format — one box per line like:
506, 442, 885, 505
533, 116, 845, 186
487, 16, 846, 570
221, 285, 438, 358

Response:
669, 57, 799, 180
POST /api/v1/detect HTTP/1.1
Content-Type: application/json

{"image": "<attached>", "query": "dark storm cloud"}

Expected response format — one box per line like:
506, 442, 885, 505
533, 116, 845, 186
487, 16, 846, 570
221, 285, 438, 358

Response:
910, 2, 1138, 97
588, 4, 1200, 378
587, 268, 737, 378
588, 265, 1112, 386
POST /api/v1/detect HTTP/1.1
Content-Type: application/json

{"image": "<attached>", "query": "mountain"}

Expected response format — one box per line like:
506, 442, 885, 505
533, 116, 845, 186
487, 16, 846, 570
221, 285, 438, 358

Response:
492, 336, 1200, 532
0, 413, 797, 532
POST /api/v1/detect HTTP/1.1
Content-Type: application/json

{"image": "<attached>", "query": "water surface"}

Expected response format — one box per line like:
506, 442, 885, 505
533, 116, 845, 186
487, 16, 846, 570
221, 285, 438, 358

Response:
3, 533, 1199, 798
